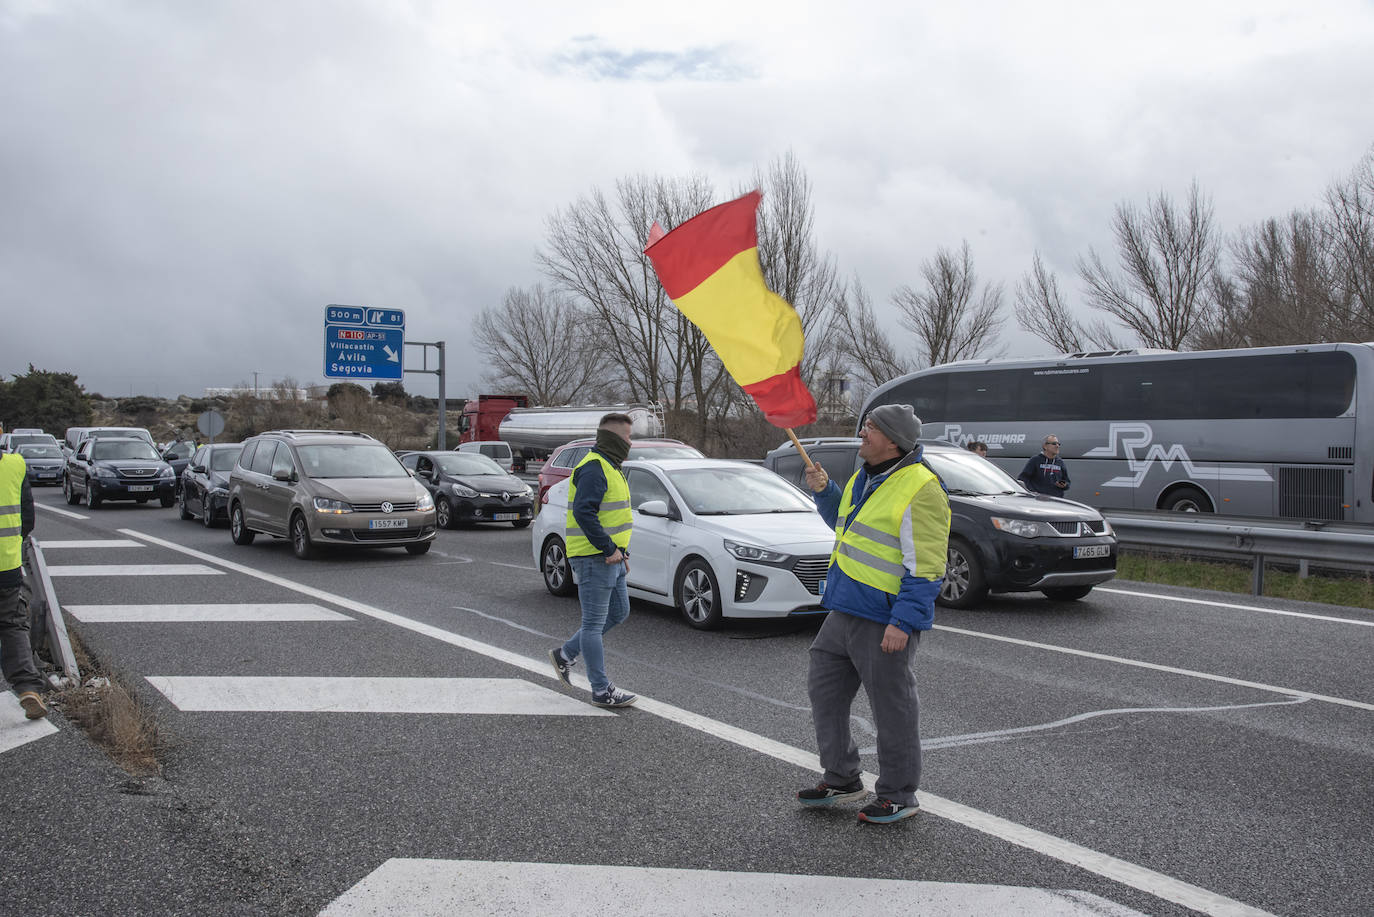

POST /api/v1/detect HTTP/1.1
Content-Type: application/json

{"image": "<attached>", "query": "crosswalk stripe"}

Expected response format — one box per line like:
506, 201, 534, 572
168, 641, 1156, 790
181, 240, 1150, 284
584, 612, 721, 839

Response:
0, 695, 58, 754
65, 603, 352, 623
37, 539, 144, 549
47, 564, 223, 577
319, 859, 1153, 917
144, 676, 614, 716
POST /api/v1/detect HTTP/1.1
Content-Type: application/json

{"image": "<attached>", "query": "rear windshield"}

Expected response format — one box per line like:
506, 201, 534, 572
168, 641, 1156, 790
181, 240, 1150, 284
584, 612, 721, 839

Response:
18, 444, 63, 459
295, 443, 408, 479
91, 440, 161, 461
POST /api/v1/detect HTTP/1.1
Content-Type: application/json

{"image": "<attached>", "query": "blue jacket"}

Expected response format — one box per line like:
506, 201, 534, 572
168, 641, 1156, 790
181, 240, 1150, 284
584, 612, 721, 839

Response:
570, 449, 621, 557
1017, 453, 1070, 495
814, 449, 946, 633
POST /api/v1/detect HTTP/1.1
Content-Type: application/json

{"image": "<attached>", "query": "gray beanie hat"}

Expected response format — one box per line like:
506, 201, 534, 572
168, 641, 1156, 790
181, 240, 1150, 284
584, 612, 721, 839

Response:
867, 403, 922, 453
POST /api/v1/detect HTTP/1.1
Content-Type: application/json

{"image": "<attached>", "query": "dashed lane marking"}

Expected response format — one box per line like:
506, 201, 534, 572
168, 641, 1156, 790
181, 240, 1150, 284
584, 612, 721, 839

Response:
119, 527, 1277, 917
0, 694, 58, 754
1098, 585, 1374, 628
47, 564, 223, 577
34, 504, 87, 520
65, 603, 352, 623
36, 539, 144, 549
144, 676, 612, 716
319, 859, 1153, 917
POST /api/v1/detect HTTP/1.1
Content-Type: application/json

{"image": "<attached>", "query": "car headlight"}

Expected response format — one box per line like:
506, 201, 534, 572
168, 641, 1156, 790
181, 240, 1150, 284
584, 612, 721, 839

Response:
416, 491, 435, 512
94, 465, 117, 479
990, 516, 1048, 538
312, 497, 354, 514
159, 467, 175, 479
450, 483, 479, 498
724, 539, 792, 564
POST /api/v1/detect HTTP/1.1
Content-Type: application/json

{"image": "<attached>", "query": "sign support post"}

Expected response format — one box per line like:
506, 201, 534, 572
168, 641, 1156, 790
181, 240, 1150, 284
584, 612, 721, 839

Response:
405, 341, 447, 449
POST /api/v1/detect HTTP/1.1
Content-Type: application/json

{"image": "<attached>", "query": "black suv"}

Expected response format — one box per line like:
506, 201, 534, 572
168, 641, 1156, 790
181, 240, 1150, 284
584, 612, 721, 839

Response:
764, 438, 1117, 607
63, 436, 177, 509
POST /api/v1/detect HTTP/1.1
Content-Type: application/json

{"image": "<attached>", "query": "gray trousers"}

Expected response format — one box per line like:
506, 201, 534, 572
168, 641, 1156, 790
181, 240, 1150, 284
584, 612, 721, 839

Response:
0, 583, 43, 695
807, 611, 922, 806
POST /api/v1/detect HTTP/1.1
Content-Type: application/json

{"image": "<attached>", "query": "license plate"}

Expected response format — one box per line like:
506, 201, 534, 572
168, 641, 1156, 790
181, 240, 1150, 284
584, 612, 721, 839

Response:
493, 513, 519, 521
129, 485, 154, 492
369, 518, 408, 529
38, 473, 57, 478
1074, 544, 1110, 559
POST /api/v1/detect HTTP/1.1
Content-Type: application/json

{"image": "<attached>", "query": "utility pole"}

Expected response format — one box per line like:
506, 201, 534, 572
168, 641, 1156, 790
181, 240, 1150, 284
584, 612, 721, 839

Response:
252, 371, 260, 399
404, 341, 447, 449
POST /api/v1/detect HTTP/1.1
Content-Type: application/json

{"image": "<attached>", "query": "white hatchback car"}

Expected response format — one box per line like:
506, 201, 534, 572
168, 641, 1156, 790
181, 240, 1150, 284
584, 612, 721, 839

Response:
532, 458, 836, 629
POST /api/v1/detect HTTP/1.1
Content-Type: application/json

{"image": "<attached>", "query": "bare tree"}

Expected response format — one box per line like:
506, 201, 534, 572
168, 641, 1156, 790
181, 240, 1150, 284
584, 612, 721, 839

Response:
829, 275, 914, 394
893, 241, 1005, 367
1324, 147, 1374, 340
1078, 181, 1221, 350
1014, 251, 1123, 353
473, 285, 596, 404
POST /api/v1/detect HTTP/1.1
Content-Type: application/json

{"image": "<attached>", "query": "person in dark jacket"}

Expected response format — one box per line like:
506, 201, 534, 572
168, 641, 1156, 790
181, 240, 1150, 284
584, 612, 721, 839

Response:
1017, 435, 1070, 495
0, 450, 46, 719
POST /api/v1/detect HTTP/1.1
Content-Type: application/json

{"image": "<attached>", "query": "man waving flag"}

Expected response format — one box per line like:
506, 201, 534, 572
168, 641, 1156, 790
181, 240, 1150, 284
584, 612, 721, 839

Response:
643, 191, 817, 428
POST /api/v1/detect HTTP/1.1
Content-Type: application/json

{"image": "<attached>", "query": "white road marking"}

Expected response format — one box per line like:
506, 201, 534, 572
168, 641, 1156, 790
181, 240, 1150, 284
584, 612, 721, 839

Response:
487, 561, 532, 570
120, 528, 1275, 917
34, 504, 87, 520
35, 539, 144, 549
47, 564, 223, 577
934, 624, 1374, 712
319, 859, 1152, 917
65, 603, 352, 623
145, 676, 611, 716
0, 694, 58, 754
1099, 586, 1374, 628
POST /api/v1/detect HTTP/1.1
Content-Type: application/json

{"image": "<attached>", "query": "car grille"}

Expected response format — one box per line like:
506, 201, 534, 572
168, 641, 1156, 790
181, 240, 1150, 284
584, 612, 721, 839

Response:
350, 527, 431, 542
1047, 520, 1109, 536
352, 501, 419, 513
791, 556, 831, 595
116, 466, 157, 477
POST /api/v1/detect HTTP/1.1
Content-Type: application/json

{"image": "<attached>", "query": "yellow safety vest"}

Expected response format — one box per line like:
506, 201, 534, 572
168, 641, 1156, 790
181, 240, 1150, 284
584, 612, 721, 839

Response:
565, 451, 633, 557
0, 453, 26, 573
832, 462, 948, 594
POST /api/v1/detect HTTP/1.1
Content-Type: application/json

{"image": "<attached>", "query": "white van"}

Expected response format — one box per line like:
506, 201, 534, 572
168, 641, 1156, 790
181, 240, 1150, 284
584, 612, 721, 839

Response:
456, 440, 514, 472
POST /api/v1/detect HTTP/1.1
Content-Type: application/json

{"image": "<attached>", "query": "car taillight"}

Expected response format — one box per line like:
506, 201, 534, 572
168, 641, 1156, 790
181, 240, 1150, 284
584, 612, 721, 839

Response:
540, 488, 549, 505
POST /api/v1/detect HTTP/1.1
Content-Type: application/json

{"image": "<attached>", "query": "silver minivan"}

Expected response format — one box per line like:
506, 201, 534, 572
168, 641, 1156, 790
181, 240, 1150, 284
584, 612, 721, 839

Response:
456, 440, 514, 473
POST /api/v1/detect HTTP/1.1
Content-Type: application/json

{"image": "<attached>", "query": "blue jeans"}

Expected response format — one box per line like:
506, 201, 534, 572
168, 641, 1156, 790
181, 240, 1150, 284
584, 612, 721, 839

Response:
561, 555, 630, 694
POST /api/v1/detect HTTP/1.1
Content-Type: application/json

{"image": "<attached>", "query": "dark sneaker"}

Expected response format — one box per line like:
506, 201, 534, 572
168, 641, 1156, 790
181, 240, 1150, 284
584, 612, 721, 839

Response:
858, 797, 919, 824
797, 779, 866, 807
549, 648, 574, 686
590, 685, 637, 708
18, 691, 47, 720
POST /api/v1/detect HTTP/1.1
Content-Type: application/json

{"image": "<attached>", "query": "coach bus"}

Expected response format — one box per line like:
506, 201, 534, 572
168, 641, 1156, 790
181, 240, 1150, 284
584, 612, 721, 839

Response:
859, 342, 1374, 524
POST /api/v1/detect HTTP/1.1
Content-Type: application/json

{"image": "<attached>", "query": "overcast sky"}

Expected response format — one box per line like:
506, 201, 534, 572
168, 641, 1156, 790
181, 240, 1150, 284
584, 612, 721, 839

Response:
4, 1, 1373, 401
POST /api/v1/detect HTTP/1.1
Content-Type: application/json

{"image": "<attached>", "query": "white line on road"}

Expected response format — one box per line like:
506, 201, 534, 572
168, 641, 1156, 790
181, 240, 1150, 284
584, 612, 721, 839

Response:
34, 504, 87, 520
65, 603, 352, 623
145, 676, 612, 716
487, 561, 533, 570
0, 694, 58, 754
1098, 585, 1374, 628
121, 526, 1278, 917
934, 624, 1374, 712
46, 564, 223, 577
35, 539, 144, 549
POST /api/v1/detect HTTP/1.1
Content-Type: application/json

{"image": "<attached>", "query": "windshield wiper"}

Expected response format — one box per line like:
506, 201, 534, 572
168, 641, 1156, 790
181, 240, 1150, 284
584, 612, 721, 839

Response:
694, 510, 737, 515
946, 488, 984, 496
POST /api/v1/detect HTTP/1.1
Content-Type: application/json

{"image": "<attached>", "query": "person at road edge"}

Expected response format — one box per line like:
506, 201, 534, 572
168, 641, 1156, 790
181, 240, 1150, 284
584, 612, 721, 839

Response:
0, 449, 47, 719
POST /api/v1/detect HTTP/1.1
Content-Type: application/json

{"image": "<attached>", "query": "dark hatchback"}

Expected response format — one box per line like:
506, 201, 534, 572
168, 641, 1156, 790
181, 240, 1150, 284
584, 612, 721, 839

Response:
178, 443, 243, 527
765, 438, 1117, 607
63, 437, 177, 508
16, 443, 67, 486
399, 450, 534, 529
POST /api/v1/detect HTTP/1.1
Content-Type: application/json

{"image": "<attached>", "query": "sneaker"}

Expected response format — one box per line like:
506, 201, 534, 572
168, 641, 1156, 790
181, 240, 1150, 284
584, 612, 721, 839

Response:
18, 691, 47, 720
797, 779, 867, 807
590, 685, 637, 708
549, 648, 574, 686
858, 797, 919, 824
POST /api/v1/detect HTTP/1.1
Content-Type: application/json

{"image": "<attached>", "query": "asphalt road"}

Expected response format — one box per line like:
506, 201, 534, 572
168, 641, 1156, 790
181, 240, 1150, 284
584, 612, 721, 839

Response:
2, 485, 1371, 916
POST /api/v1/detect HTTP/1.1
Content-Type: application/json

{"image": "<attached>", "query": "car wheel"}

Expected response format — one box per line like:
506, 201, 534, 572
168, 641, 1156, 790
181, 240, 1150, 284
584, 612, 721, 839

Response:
512, 519, 530, 529
84, 482, 101, 509
290, 512, 315, 559
938, 538, 988, 609
230, 503, 256, 545
435, 497, 453, 529
178, 489, 194, 520
201, 501, 215, 528
159, 494, 175, 508
64, 477, 79, 506
676, 558, 724, 630
1042, 585, 1094, 601
1161, 485, 1212, 513
405, 541, 432, 555
541, 537, 576, 597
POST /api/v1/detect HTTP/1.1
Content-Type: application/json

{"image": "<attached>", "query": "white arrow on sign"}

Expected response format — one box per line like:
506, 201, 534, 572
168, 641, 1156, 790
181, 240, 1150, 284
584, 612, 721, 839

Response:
383, 345, 399, 362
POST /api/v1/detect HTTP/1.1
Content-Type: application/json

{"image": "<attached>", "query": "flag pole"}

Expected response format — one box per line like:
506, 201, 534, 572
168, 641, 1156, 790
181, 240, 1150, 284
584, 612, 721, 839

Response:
785, 427, 814, 469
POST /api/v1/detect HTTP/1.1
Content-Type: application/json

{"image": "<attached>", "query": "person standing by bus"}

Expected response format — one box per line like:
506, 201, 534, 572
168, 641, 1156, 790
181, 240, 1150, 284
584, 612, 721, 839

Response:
1018, 435, 1070, 495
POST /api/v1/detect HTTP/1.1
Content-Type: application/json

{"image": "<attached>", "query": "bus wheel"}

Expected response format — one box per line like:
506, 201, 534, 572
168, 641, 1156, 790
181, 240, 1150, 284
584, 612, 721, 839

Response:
1161, 486, 1212, 513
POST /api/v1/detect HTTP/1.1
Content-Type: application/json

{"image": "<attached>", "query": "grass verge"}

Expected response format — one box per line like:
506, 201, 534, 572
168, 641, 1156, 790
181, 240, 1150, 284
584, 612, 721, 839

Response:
1117, 550, 1374, 611
52, 627, 167, 776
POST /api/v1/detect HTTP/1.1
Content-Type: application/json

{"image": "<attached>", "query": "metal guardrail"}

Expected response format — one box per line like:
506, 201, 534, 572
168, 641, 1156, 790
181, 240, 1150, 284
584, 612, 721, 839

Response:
23, 538, 80, 684
1103, 510, 1374, 595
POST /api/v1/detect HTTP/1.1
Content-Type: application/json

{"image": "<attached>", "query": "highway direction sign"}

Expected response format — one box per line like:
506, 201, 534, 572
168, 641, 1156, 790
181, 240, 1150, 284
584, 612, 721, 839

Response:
324, 305, 405, 380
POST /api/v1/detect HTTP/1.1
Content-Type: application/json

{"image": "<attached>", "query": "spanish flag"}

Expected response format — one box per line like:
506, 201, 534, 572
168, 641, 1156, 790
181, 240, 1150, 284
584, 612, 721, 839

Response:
644, 191, 817, 428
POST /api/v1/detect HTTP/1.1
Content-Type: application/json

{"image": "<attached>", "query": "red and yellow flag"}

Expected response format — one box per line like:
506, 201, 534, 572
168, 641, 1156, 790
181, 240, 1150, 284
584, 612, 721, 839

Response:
643, 191, 817, 428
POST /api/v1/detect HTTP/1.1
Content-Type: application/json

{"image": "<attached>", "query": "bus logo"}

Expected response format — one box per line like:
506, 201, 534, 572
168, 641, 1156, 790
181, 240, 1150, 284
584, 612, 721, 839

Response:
1084, 423, 1272, 488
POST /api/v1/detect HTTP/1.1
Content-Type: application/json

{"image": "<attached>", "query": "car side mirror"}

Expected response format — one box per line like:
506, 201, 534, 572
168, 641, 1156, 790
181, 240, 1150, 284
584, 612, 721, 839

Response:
272, 468, 294, 482
637, 499, 676, 519
190, 464, 206, 474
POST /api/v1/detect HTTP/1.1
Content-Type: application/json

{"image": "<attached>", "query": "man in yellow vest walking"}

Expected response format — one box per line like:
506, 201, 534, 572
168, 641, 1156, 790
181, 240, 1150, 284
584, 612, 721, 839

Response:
549, 413, 638, 708
1, 449, 47, 719
797, 404, 949, 823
